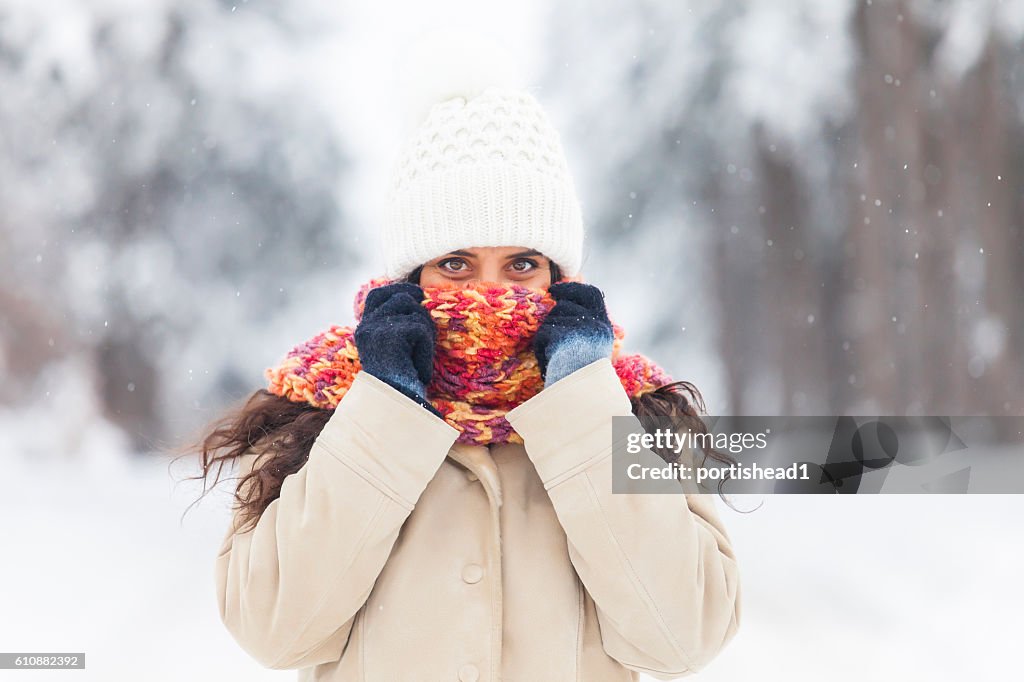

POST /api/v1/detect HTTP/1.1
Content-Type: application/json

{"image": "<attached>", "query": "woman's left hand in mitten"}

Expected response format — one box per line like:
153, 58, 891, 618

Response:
533, 282, 615, 387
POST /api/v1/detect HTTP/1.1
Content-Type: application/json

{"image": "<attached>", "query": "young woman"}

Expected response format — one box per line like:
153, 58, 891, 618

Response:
187, 87, 741, 681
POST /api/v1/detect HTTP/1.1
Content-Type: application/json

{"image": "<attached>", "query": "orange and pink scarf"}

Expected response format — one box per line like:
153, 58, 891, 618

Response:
264, 276, 673, 445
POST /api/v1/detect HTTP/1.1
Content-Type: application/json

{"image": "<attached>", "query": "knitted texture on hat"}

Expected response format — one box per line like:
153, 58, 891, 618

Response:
383, 87, 585, 280
264, 277, 673, 446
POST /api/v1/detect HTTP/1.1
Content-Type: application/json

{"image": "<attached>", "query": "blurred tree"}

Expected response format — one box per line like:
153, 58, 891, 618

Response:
0, 1, 353, 452
542, 0, 1024, 426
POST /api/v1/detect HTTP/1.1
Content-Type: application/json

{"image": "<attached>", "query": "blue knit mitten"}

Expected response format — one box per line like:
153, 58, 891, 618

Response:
354, 282, 442, 418
533, 282, 615, 387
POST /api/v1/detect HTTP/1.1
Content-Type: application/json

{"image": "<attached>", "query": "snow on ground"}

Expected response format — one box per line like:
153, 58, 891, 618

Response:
2, 451, 285, 682
2, 445, 1022, 681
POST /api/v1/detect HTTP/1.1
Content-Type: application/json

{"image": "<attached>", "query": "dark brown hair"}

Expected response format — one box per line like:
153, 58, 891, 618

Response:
175, 259, 740, 534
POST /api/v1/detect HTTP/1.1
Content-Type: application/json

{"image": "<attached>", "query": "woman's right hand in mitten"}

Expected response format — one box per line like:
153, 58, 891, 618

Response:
354, 282, 441, 416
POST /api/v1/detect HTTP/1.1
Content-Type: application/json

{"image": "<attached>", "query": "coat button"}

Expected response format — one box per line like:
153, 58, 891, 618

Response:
458, 663, 479, 682
466, 471, 478, 482
461, 563, 484, 584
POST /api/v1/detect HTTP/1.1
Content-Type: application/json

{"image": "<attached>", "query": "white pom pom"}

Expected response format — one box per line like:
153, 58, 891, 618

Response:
395, 28, 524, 136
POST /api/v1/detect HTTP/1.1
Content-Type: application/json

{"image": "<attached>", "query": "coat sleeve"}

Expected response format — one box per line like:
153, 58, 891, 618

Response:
505, 357, 742, 680
214, 370, 461, 670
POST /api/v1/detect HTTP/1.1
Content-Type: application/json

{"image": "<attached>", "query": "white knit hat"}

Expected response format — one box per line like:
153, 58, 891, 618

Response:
381, 36, 584, 280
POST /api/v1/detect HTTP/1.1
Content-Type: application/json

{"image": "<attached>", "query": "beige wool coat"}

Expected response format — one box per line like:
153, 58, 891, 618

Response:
215, 357, 742, 681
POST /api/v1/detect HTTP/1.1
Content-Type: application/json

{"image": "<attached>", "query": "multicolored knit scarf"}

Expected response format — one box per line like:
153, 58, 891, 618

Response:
264, 276, 674, 446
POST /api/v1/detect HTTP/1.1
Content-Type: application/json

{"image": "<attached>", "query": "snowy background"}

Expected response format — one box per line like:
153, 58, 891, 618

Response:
2, 0, 1023, 680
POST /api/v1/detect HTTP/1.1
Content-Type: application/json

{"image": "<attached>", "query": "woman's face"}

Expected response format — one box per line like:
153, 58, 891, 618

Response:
418, 246, 553, 289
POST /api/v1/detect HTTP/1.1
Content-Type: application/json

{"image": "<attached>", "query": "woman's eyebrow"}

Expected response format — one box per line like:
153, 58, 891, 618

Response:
446, 249, 476, 258
506, 249, 543, 258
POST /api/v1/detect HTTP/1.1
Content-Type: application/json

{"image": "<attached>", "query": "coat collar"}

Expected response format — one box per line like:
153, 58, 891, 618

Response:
447, 443, 503, 509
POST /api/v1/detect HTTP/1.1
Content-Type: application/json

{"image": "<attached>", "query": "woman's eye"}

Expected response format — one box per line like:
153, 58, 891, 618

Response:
440, 258, 468, 273
510, 259, 538, 273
